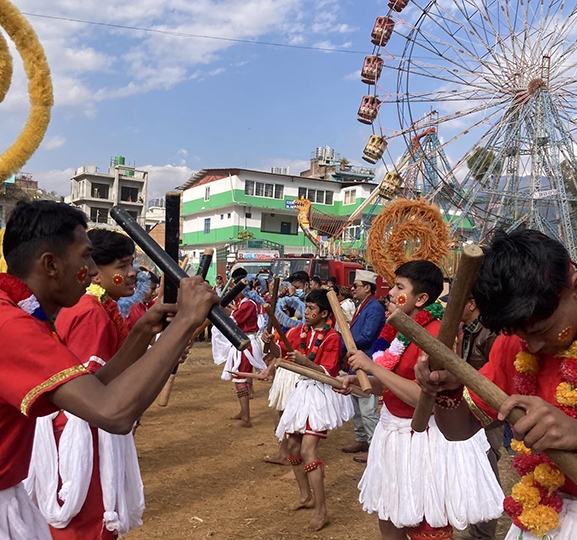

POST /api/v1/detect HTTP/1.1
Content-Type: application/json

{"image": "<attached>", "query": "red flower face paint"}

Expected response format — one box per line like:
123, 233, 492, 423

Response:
112, 274, 124, 286
559, 326, 573, 342
397, 293, 407, 306
310, 313, 318, 319
76, 266, 89, 283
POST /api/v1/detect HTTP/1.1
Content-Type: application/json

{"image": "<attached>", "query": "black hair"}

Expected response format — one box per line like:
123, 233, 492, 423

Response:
283, 305, 296, 318
328, 275, 338, 285
305, 289, 332, 315
231, 267, 248, 282
395, 260, 443, 307
87, 229, 135, 267
473, 229, 570, 333
289, 271, 309, 284
361, 281, 377, 295
4, 200, 88, 278
311, 275, 322, 286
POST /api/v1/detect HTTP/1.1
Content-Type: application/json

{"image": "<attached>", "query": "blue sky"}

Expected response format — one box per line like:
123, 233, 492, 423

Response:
2, 0, 398, 200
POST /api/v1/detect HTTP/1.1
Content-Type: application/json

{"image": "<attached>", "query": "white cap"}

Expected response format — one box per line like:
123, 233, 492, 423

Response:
355, 269, 378, 284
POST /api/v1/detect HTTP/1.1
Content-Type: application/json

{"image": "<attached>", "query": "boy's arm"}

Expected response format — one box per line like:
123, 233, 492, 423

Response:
47, 277, 218, 434
94, 301, 177, 385
348, 350, 421, 407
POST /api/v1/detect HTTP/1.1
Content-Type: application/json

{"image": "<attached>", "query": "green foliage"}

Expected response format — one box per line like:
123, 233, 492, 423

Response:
237, 229, 254, 240
467, 148, 501, 182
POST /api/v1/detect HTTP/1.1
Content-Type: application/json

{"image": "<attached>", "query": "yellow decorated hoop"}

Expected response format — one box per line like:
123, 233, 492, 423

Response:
367, 198, 449, 284
0, 0, 53, 182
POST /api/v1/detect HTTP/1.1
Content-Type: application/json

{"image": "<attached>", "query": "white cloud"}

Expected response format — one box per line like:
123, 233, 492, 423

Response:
41, 135, 66, 150
32, 167, 75, 196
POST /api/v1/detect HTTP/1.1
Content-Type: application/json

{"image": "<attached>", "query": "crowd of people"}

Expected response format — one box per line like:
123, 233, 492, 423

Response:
2, 199, 577, 540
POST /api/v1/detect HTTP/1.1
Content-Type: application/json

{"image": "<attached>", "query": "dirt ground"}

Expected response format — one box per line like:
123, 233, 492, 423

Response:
127, 343, 517, 540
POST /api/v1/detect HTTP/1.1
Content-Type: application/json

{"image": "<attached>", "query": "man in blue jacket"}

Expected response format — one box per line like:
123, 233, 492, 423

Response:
341, 269, 386, 463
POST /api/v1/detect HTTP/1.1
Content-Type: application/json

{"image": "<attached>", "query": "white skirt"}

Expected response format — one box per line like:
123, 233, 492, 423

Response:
359, 405, 504, 529
275, 376, 354, 440
221, 334, 266, 382
504, 498, 577, 540
268, 367, 300, 411
0, 483, 51, 540
211, 325, 230, 366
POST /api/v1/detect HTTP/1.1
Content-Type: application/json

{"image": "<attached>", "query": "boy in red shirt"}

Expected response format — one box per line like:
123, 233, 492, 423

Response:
344, 261, 503, 540
263, 289, 352, 532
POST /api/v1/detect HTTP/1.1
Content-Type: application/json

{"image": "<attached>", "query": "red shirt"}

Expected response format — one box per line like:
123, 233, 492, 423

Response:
383, 319, 441, 418
0, 291, 87, 490
126, 302, 147, 332
232, 298, 259, 334
469, 334, 577, 496
56, 294, 121, 369
280, 324, 342, 377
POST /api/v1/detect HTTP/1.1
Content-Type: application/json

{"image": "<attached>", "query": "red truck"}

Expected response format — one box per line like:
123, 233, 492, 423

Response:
270, 256, 389, 299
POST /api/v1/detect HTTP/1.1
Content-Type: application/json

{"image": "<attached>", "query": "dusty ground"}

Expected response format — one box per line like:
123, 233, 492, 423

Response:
127, 343, 516, 540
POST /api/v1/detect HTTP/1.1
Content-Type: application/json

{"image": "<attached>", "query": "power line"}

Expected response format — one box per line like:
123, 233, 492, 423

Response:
22, 11, 369, 55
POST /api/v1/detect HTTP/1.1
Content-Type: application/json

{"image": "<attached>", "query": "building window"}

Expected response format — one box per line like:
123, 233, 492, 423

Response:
91, 182, 109, 199
298, 187, 307, 199
245, 180, 255, 196
316, 191, 325, 204
343, 225, 360, 242
90, 207, 109, 224
246, 180, 285, 199
220, 214, 224, 220
204, 186, 210, 201
344, 189, 357, 205
325, 191, 334, 205
275, 185, 284, 199
255, 182, 264, 197
120, 186, 139, 203
308, 189, 316, 202
204, 217, 211, 234
264, 183, 274, 198
227, 212, 231, 218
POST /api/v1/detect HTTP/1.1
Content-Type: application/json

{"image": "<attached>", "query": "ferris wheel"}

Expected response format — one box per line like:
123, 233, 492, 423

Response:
358, 0, 577, 258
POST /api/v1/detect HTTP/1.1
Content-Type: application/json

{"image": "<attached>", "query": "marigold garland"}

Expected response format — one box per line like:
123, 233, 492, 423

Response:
504, 341, 577, 537
0, 0, 53, 182
0, 31, 12, 104
299, 323, 331, 362
367, 198, 449, 285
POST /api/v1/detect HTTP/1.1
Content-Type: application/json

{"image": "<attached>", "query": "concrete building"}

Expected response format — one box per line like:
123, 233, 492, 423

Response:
69, 156, 148, 228
178, 164, 378, 283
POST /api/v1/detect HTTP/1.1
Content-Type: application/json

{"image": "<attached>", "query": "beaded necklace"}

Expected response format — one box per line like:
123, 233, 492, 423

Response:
504, 340, 577, 538
299, 323, 331, 361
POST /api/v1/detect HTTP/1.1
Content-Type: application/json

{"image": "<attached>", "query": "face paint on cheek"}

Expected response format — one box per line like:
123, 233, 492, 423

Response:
76, 266, 89, 283
310, 313, 317, 319
112, 274, 124, 286
397, 293, 407, 306
559, 326, 573, 342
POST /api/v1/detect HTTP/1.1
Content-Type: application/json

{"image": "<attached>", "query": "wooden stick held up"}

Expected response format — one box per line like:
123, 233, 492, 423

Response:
388, 308, 577, 485
411, 244, 484, 432
264, 277, 281, 354
263, 303, 294, 352
275, 359, 369, 398
326, 290, 372, 393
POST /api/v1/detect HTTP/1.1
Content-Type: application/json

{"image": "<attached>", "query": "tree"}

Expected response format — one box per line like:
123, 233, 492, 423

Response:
237, 230, 254, 240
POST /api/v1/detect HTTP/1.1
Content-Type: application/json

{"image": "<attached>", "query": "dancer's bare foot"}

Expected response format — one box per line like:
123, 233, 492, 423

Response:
238, 419, 253, 428
231, 412, 242, 420
289, 497, 314, 511
308, 513, 329, 531
264, 455, 290, 465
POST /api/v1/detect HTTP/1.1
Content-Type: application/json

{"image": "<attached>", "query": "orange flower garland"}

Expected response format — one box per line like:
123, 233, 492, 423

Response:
504, 342, 577, 537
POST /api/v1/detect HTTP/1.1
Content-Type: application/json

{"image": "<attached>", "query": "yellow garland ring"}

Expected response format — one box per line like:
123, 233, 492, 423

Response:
367, 198, 449, 284
0, 0, 53, 182
0, 31, 12, 102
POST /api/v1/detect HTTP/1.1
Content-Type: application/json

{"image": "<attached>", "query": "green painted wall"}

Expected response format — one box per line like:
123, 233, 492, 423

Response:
182, 190, 368, 217
182, 225, 316, 248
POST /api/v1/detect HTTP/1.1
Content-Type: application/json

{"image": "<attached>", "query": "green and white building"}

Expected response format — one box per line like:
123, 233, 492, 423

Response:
178, 167, 379, 282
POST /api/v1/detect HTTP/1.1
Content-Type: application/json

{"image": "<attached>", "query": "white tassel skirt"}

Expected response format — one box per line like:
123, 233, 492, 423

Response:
358, 404, 504, 530
275, 377, 353, 440
268, 367, 300, 411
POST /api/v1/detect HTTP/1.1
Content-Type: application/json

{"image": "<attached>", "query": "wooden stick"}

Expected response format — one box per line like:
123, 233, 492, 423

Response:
411, 244, 484, 432
264, 277, 281, 353
263, 303, 294, 352
326, 290, 372, 393
387, 308, 577, 485
275, 359, 369, 398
